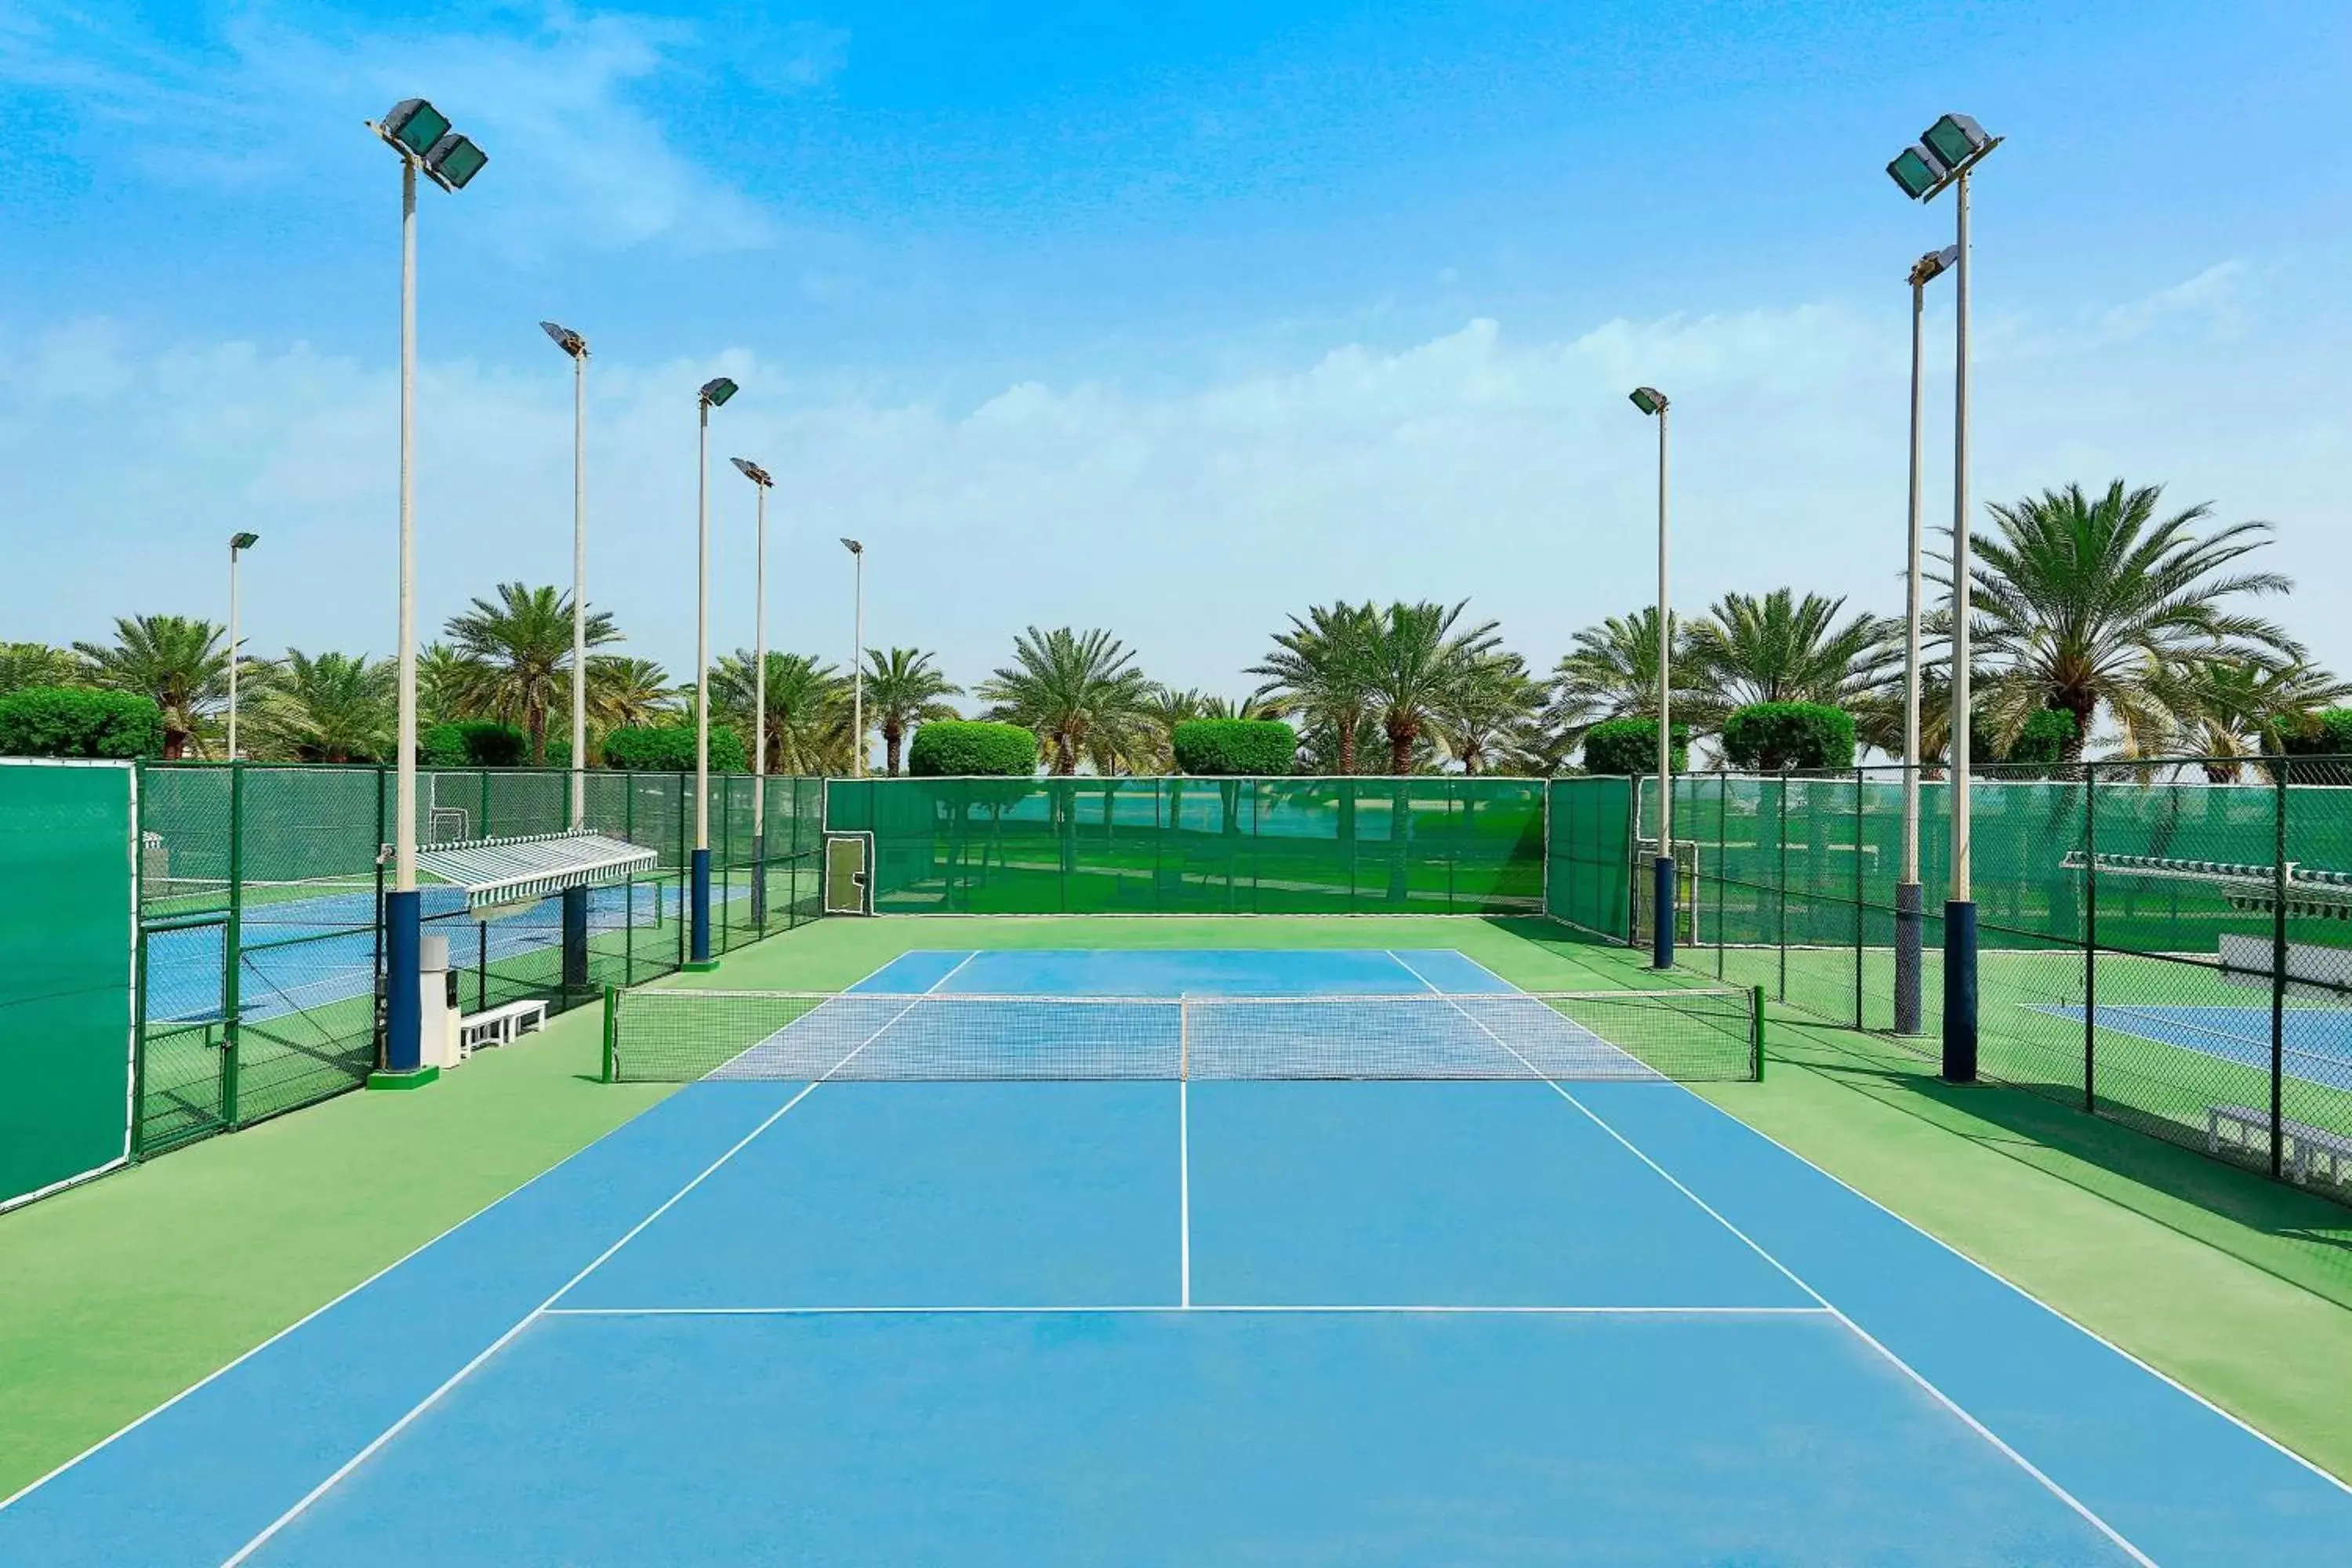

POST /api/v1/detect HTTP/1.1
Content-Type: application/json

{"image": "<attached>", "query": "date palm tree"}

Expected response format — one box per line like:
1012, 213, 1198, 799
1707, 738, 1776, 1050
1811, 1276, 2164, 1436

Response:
1430, 652, 1547, 775
587, 656, 679, 731
0, 641, 85, 696
249, 650, 394, 763
442, 583, 621, 764
74, 615, 231, 759
2158, 655, 2352, 781
713, 651, 851, 775
1686, 588, 1892, 720
1248, 603, 1377, 774
1547, 608, 1701, 745
978, 626, 1153, 776
1139, 686, 1206, 775
415, 642, 484, 728
862, 648, 963, 776
1965, 481, 2299, 762
1359, 600, 1504, 776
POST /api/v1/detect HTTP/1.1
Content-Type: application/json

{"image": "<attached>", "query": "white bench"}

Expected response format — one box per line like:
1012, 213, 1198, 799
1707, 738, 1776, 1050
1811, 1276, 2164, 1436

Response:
459, 999, 550, 1058
2207, 1104, 2352, 1187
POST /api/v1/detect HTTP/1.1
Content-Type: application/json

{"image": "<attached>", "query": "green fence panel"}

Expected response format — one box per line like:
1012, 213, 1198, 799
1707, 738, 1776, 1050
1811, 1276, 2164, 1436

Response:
1, 761, 135, 1210
1544, 776, 1631, 939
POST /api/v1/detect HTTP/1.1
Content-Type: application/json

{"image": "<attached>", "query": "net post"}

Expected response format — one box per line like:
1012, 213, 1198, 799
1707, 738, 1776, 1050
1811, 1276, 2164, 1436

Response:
1751, 985, 1766, 1081
601, 984, 620, 1083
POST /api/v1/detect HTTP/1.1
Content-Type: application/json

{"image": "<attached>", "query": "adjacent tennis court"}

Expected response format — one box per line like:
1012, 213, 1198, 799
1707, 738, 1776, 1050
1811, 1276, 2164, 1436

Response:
4, 947, 2345, 1563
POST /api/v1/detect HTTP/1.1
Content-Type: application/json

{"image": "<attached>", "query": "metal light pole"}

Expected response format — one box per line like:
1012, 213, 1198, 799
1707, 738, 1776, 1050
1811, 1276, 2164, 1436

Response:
840, 538, 866, 779
1629, 387, 1673, 969
368, 99, 486, 1083
541, 321, 590, 830
732, 457, 775, 928
1896, 245, 1957, 1036
689, 376, 738, 968
1889, 113, 1999, 1082
226, 532, 259, 759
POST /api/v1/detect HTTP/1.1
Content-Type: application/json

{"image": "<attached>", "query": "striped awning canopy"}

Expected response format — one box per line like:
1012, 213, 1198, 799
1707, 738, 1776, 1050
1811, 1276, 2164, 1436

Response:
415, 830, 659, 910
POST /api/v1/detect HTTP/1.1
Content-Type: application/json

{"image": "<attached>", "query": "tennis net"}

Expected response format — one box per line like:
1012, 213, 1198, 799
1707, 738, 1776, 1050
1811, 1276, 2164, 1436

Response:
604, 985, 1763, 1084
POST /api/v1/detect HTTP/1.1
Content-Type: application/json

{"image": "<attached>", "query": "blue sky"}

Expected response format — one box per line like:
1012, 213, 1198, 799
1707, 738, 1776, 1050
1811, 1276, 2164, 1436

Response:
4, 0, 2349, 707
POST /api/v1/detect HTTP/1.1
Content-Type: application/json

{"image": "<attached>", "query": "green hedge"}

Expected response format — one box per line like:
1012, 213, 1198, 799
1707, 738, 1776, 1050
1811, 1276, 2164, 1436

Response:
1721, 703, 1855, 771
1172, 718, 1296, 775
0, 687, 163, 758
908, 720, 1039, 777
2280, 709, 2352, 757
603, 724, 749, 773
1582, 717, 1690, 777
420, 720, 527, 768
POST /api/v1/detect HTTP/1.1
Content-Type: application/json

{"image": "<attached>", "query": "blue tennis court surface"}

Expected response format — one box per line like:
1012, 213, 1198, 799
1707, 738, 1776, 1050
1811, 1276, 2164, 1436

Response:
5, 949, 2347, 1564
2039, 1001, 2352, 1093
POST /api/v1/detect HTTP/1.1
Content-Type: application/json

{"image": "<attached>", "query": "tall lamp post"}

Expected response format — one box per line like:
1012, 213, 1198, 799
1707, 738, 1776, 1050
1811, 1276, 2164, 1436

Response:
840, 538, 866, 779
1895, 245, 1958, 1036
368, 98, 487, 1085
540, 321, 590, 832
689, 376, 739, 969
1628, 386, 1674, 969
1889, 112, 2000, 1082
731, 457, 775, 929
226, 532, 260, 759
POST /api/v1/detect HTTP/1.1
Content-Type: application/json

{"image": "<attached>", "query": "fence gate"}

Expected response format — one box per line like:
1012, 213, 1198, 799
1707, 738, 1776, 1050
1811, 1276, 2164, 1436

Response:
824, 833, 873, 916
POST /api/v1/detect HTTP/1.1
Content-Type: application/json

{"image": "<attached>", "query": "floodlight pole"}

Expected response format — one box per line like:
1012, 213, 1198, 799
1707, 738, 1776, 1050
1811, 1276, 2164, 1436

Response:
692, 394, 714, 966
1895, 251, 1945, 1036
1944, 163, 1978, 1080
226, 534, 255, 759
843, 539, 866, 779
567, 338, 588, 830
1652, 400, 1673, 969
388, 151, 424, 1075
750, 470, 770, 928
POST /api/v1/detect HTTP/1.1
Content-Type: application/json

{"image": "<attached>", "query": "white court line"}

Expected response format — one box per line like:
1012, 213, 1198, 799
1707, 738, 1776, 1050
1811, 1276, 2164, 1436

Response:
1386, 950, 2156, 1566
1381, 949, 1657, 1077
1178, 1077, 1192, 1310
220, 952, 978, 1566
705, 949, 980, 1076
539, 1303, 1834, 1318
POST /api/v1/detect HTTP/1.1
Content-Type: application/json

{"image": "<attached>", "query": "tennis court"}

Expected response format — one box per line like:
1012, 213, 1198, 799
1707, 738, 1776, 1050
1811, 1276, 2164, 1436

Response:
4, 947, 2345, 1563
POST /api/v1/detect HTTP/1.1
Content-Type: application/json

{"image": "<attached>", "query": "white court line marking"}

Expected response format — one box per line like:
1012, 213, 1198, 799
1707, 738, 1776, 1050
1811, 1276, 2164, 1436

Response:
706, 949, 980, 1076
539, 1303, 1834, 1318
1385, 950, 2156, 1566
220, 953, 979, 1566
1442, 949, 2352, 1499
1178, 1077, 1192, 1310
1382, 949, 1657, 1078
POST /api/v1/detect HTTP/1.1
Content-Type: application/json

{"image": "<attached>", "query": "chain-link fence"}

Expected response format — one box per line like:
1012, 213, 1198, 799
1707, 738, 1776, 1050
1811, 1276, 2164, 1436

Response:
1599, 757, 2352, 1205
134, 763, 825, 1157
824, 775, 1546, 916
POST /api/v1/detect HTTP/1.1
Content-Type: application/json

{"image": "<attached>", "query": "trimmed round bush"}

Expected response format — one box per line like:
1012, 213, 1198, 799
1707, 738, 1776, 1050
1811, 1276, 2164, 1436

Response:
602, 724, 749, 774
420, 720, 527, 768
1581, 717, 1690, 777
1720, 702, 1856, 772
2278, 709, 2352, 757
1171, 718, 1296, 776
0, 687, 164, 758
908, 720, 1038, 777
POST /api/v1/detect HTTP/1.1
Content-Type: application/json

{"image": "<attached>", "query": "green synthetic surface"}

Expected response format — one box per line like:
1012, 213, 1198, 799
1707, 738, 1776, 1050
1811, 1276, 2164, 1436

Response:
3, 914, 2348, 1502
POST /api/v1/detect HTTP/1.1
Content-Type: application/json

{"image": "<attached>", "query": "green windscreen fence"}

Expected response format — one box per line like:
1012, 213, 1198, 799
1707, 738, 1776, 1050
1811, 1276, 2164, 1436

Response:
825, 776, 1546, 915
1, 761, 134, 1210
1544, 776, 1632, 940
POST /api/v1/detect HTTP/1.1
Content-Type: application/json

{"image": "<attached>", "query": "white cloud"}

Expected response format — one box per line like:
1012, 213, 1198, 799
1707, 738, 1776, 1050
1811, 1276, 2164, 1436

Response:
3, 274, 2345, 704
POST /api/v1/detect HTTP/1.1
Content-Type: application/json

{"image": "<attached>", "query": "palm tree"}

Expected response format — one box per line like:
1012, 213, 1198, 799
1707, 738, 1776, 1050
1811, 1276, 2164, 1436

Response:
1248, 603, 1377, 774
415, 642, 485, 728
1354, 600, 1502, 775
978, 626, 1153, 776
1138, 686, 1207, 775
2160, 655, 2352, 781
1547, 608, 1700, 746
712, 651, 852, 775
587, 655, 679, 732
249, 650, 394, 763
1686, 589, 1892, 720
0, 641, 85, 696
74, 615, 230, 759
1430, 652, 1547, 775
442, 583, 621, 764
862, 648, 963, 776
1965, 481, 2299, 762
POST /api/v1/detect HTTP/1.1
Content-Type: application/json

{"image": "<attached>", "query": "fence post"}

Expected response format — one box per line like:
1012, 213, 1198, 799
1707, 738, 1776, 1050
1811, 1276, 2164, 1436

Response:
601, 983, 619, 1083
223, 760, 243, 1127
1716, 772, 1728, 982
2082, 761, 2097, 1112
1776, 771, 1789, 1001
476, 920, 488, 1014
2271, 762, 2289, 1180
1853, 766, 1865, 1028
373, 764, 387, 1065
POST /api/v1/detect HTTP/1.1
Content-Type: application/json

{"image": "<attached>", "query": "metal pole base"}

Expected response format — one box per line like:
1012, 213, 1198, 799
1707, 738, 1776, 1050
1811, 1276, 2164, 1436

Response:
561, 884, 590, 994
1941, 899, 1978, 1082
688, 847, 716, 970
1652, 855, 1676, 970
383, 887, 423, 1073
750, 830, 767, 931
1893, 881, 1923, 1035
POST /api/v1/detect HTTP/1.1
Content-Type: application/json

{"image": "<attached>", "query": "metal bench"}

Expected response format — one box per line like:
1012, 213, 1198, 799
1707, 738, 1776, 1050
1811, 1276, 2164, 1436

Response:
459, 999, 550, 1057
2207, 1104, 2352, 1186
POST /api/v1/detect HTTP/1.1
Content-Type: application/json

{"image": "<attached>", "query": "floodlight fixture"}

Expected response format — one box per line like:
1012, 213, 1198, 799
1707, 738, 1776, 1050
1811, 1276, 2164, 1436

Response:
230, 531, 260, 550
731, 457, 773, 488
1886, 114, 1998, 203
540, 320, 587, 358
423, 132, 487, 191
379, 99, 449, 158
1909, 245, 1960, 288
699, 376, 738, 408
839, 536, 862, 554
1922, 114, 1994, 169
1628, 387, 1668, 416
